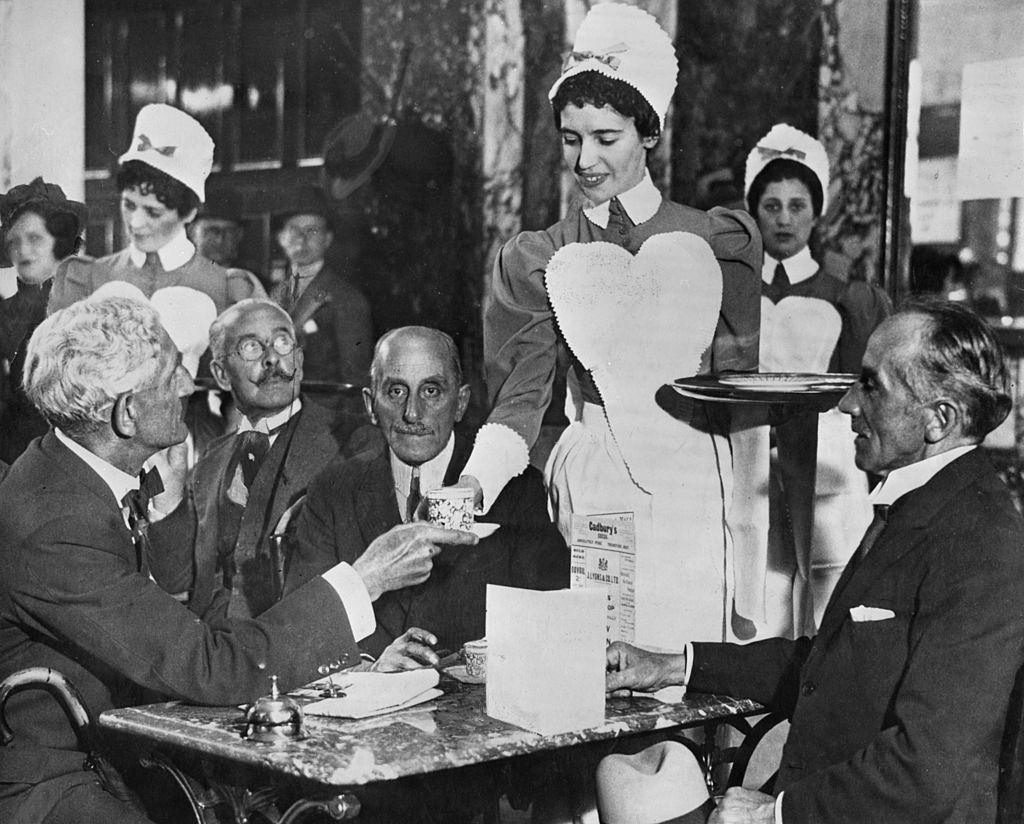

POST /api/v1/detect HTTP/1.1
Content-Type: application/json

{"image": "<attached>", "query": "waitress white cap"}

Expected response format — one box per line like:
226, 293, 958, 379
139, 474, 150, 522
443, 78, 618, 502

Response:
548, 3, 678, 133
119, 104, 214, 202
744, 123, 830, 213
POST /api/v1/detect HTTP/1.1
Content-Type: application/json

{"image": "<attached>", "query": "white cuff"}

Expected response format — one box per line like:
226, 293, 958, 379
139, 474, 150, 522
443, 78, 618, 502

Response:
460, 423, 530, 514
321, 562, 376, 641
775, 791, 785, 824
684, 642, 694, 686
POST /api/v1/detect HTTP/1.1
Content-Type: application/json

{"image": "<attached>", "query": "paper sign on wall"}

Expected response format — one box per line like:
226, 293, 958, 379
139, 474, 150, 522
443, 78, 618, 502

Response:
957, 57, 1024, 201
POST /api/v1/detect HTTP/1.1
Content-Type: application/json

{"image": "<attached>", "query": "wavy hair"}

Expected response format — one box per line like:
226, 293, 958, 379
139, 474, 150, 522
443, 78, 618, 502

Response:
23, 297, 165, 435
897, 298, 1012, 440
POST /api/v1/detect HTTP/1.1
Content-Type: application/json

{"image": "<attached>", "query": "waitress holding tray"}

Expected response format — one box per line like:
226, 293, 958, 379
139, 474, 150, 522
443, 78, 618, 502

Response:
459, 3, 769, 646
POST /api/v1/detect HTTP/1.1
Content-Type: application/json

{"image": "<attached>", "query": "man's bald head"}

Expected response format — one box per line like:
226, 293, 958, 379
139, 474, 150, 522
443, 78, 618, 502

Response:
364, 326, 470, 466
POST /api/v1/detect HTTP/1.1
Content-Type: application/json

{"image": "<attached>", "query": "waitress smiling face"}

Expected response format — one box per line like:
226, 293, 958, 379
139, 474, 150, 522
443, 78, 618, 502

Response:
559, 102, 658, 206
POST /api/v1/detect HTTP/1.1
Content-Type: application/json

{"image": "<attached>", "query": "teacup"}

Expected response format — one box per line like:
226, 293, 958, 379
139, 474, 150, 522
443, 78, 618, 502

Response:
426, 486, 475, 531
463, 638, 487, 680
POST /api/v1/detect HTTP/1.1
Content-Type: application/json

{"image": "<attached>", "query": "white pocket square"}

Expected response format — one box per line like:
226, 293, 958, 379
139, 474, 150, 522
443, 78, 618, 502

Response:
850, 605, 896, 622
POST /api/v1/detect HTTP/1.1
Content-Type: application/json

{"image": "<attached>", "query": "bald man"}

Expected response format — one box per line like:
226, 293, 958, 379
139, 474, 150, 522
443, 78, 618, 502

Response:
285, 326, 570, 656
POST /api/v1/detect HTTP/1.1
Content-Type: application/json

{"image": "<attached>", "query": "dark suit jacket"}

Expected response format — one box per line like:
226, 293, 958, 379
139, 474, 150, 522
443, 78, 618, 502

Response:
285, 428, 570, 657
690, 449, 1024, 823
150, 399, 370, 619
271, 263, 373, 386
0, 433, 360, 806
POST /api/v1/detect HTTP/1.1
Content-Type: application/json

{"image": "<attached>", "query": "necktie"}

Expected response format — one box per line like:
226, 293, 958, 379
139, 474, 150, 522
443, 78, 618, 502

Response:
234, 430, 272, 489
121, 467, 164, 574
606, 197, 631, 247
287, 272, 302, 309
852, 504, 889, 565
406, 467, 421, 523
765, 261, 790, 303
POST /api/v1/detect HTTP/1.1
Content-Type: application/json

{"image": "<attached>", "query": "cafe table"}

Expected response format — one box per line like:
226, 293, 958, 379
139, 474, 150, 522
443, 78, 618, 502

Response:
99, 676, 764, 823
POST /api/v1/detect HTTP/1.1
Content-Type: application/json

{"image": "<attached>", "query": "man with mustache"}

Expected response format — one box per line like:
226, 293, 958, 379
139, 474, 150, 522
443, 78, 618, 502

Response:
285, 325, 569, 657
151, 298, 373, 620
0, 296, 475, 824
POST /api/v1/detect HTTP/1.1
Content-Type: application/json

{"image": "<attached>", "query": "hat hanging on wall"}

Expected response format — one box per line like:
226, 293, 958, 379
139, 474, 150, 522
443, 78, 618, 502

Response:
321, 42, 413, 201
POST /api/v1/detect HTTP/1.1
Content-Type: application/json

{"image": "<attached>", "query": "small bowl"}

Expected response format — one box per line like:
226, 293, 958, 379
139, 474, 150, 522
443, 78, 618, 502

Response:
463, 638, 488, 680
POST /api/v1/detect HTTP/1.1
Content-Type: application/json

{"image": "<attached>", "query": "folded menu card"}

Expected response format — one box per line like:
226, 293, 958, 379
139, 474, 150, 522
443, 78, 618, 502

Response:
301, 670, 442, 719
486, 585, 606, 735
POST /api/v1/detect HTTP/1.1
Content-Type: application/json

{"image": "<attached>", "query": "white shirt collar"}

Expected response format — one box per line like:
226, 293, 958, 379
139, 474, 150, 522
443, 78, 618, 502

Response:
762, 246, 818, 286
869, 445, 976, 507
54, 428, 140, 508
582, 171, 661, 229
128, 228, 195, 272
237, 398, 303, 445
291, 260, 325, 280
390, 434, 456, 521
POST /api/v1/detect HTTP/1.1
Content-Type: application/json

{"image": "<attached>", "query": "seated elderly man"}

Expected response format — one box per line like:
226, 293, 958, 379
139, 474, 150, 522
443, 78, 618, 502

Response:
286, 325, 569, 657
151, 297, 372, 620
602, 300, 1024, 824
0, 297, 476, 824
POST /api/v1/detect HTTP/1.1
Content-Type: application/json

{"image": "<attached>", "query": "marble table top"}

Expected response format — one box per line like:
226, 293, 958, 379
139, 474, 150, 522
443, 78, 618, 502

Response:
99, 679, 762, 789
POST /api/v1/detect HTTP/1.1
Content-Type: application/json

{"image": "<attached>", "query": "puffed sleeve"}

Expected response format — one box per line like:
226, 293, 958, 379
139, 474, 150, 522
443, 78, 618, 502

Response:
832, 280, 893, 374
46, 256, 95, 315
460, 232, 553, 510
704, 207, 763, 374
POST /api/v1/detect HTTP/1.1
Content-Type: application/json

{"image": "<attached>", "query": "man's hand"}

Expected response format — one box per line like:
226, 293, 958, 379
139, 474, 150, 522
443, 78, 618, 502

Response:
708, 788, 775, 824
352, 522, 478, 601
605, 641, 688, 695
371, 627, 440, 672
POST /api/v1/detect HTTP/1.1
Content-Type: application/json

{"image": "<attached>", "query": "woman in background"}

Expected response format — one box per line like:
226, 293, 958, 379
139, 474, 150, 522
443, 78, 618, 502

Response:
746, 123, 892, 634
0, 178, 87, 461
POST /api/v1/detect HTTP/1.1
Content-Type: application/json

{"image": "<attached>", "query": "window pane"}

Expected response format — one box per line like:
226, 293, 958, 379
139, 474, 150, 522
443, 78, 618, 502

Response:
176, 4, 227, 154
303, 0, 362, 158
238, 0, 290, 164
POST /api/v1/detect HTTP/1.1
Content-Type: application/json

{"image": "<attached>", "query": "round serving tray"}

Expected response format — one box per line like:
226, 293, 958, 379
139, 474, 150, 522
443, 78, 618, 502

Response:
670, 373, 857, 405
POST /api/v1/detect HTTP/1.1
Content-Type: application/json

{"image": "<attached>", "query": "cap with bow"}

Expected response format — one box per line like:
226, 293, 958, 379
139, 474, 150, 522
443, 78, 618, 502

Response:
548, 3, 678, 133
744, 123, 830, 213
119, 104, 214, 202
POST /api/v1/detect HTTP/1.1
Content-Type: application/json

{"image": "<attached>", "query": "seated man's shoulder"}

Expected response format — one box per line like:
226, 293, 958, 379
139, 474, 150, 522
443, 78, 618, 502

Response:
307, 433, 386, 499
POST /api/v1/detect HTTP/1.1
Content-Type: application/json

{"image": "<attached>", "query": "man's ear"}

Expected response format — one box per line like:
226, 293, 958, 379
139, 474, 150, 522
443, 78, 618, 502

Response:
924, 399, 961, 444
209, 359, 232, 393
362, 387, 377, 424
111, 392, 137, 438
324, 229, 335, 249
454, 384, 471, 423
180, 207, 199, 226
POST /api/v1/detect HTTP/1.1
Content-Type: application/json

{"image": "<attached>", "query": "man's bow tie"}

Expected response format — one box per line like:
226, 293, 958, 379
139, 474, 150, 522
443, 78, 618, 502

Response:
122, 467, 165, 519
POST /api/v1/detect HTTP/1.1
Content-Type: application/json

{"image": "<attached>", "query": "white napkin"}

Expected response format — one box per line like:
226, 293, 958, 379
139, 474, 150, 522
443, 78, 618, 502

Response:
301, 670, 442, 719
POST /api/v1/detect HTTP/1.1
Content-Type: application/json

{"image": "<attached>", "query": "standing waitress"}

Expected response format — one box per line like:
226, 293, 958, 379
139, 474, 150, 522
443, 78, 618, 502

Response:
460, 3, 767, 646
746, 123, 892, 634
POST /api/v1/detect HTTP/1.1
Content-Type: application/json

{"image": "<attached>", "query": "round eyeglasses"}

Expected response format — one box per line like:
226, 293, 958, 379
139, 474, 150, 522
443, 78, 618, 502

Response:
235, 332, 297, 362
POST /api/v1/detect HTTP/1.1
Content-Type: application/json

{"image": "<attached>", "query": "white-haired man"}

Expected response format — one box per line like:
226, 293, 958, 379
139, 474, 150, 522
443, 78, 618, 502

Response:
0, 296, 475, 824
